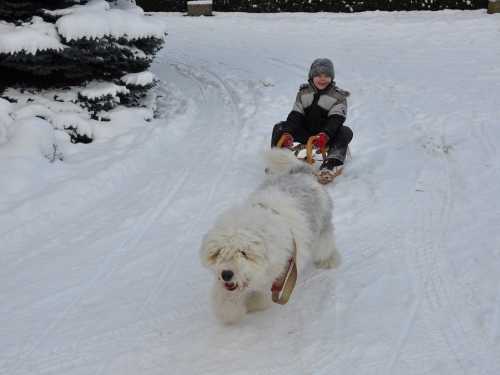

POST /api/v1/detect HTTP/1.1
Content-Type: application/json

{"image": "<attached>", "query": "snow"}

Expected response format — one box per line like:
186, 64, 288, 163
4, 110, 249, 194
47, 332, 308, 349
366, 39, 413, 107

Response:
43, 0, 111, 17
188, 1, 214, 5
78, 81, 130, 100
56, 0, 167, 42
0, 116, 58, 194
121, 71, 156, 87
51, 113, 94, 139
8, 94, 94, 139
112, 0, 146, 13
0, 17, 65, 55
0, 117, 55, 158
1, 10, 500, 375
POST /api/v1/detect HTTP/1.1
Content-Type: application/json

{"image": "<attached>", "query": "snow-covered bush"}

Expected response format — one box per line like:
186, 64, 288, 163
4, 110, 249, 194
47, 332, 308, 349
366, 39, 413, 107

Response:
0, 0, 166, 147
229, 0, 488, 11
0, 1, 166, 86
78, 81, 130, 119
0, 0, 166, 88
120, 71, 156, 107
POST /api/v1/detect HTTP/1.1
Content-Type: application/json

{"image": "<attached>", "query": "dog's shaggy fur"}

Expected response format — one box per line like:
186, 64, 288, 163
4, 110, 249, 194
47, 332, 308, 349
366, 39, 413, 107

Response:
200, 148, 340, 324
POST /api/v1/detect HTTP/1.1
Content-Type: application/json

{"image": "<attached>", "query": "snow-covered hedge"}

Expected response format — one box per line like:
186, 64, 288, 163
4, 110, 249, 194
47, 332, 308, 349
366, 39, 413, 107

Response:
240, 0, 488, 11
137, 0, 487, 11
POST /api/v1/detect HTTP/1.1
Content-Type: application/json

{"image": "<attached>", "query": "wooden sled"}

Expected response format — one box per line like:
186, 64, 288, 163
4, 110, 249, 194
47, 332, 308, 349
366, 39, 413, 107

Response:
277, 134, 346, 184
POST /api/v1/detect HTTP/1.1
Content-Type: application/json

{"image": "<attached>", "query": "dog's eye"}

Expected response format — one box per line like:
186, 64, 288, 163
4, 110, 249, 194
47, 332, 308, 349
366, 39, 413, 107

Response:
239, 251, 249, 259
208, 249, 221, 263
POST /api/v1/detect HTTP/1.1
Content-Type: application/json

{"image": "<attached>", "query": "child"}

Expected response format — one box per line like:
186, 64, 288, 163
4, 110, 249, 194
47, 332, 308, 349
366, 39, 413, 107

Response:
271, 58, 353, 184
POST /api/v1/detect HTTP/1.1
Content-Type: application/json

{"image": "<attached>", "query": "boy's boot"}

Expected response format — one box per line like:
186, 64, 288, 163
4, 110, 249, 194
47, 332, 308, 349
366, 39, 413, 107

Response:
325, 144, 347, 165
317, 145, 347, 184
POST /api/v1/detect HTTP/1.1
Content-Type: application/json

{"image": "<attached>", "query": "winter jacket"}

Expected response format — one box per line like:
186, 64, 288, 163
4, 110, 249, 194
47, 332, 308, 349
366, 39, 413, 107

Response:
285, 82, 349, 140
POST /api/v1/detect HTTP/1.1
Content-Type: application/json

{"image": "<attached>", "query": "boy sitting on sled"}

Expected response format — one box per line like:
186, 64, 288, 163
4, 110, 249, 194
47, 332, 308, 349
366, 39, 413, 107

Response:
271, 58, 353, 184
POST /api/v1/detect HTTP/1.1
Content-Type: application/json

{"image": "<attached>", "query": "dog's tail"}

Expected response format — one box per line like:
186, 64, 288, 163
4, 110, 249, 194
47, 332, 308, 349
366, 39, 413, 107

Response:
264, 148, 313, 176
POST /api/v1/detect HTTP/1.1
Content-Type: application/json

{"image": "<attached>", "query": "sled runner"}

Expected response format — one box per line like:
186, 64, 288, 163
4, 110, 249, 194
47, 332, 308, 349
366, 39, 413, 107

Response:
277, 134, 347, 184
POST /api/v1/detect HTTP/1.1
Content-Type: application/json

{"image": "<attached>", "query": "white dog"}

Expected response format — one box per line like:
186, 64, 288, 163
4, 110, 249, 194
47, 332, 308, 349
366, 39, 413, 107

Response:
200, 148, 340, 324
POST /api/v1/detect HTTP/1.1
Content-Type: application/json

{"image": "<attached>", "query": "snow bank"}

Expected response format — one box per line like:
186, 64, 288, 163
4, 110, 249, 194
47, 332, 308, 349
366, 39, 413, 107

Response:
0, 117, 62, 196
0, 121, 8, 145
0, 117, 56, 159
0, 17, 65, 55
0, 98, 13, 144
121, 71, 155, 87
12, 104, 54, 122
108, 106, 154, 123
11, 103, 94, 140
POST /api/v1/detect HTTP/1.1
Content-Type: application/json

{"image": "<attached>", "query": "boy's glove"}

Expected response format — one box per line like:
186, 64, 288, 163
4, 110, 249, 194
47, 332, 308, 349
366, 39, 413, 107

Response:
313, 132, 329, 149
280, 132, 294, 148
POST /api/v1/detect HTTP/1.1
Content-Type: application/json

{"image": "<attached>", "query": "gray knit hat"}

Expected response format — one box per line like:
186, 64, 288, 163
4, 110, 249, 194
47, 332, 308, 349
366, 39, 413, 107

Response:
308, 58, 335, 80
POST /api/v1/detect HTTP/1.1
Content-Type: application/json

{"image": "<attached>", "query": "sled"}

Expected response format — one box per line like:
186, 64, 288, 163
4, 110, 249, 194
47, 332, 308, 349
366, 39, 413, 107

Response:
277, 134, 346, 184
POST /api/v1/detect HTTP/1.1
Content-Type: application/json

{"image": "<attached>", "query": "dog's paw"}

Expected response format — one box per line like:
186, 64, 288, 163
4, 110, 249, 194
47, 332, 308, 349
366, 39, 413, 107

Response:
314, 256, 338, 269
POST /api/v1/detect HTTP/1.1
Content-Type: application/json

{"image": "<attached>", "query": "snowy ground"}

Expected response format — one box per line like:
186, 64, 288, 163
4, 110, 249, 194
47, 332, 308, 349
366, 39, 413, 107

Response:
1, 10, 500, 375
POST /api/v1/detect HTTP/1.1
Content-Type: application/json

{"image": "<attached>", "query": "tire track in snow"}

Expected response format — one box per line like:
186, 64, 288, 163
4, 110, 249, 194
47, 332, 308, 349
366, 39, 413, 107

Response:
384, 163, 455, 374
385, 118, 488, 374
430, 125, 498, 375
465, 116, 500, 375
475, 119, 497, 161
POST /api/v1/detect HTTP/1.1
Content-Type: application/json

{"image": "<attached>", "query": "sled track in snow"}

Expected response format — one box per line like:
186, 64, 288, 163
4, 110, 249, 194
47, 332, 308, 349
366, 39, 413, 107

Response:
8, 169, 191, 375
267, 57, 305, 76
138, 59, 253, 320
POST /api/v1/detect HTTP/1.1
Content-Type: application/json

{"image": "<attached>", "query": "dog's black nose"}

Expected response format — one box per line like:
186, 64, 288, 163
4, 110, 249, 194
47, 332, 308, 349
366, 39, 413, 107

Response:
221, 270, 234, 281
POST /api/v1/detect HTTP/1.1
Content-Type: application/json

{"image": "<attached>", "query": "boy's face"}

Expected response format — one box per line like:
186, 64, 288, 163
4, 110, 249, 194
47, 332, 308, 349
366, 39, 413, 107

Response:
312, 74, 332, 90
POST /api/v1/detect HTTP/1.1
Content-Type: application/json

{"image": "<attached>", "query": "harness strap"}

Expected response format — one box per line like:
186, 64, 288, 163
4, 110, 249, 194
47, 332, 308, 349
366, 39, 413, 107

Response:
271, 239, 298, 305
